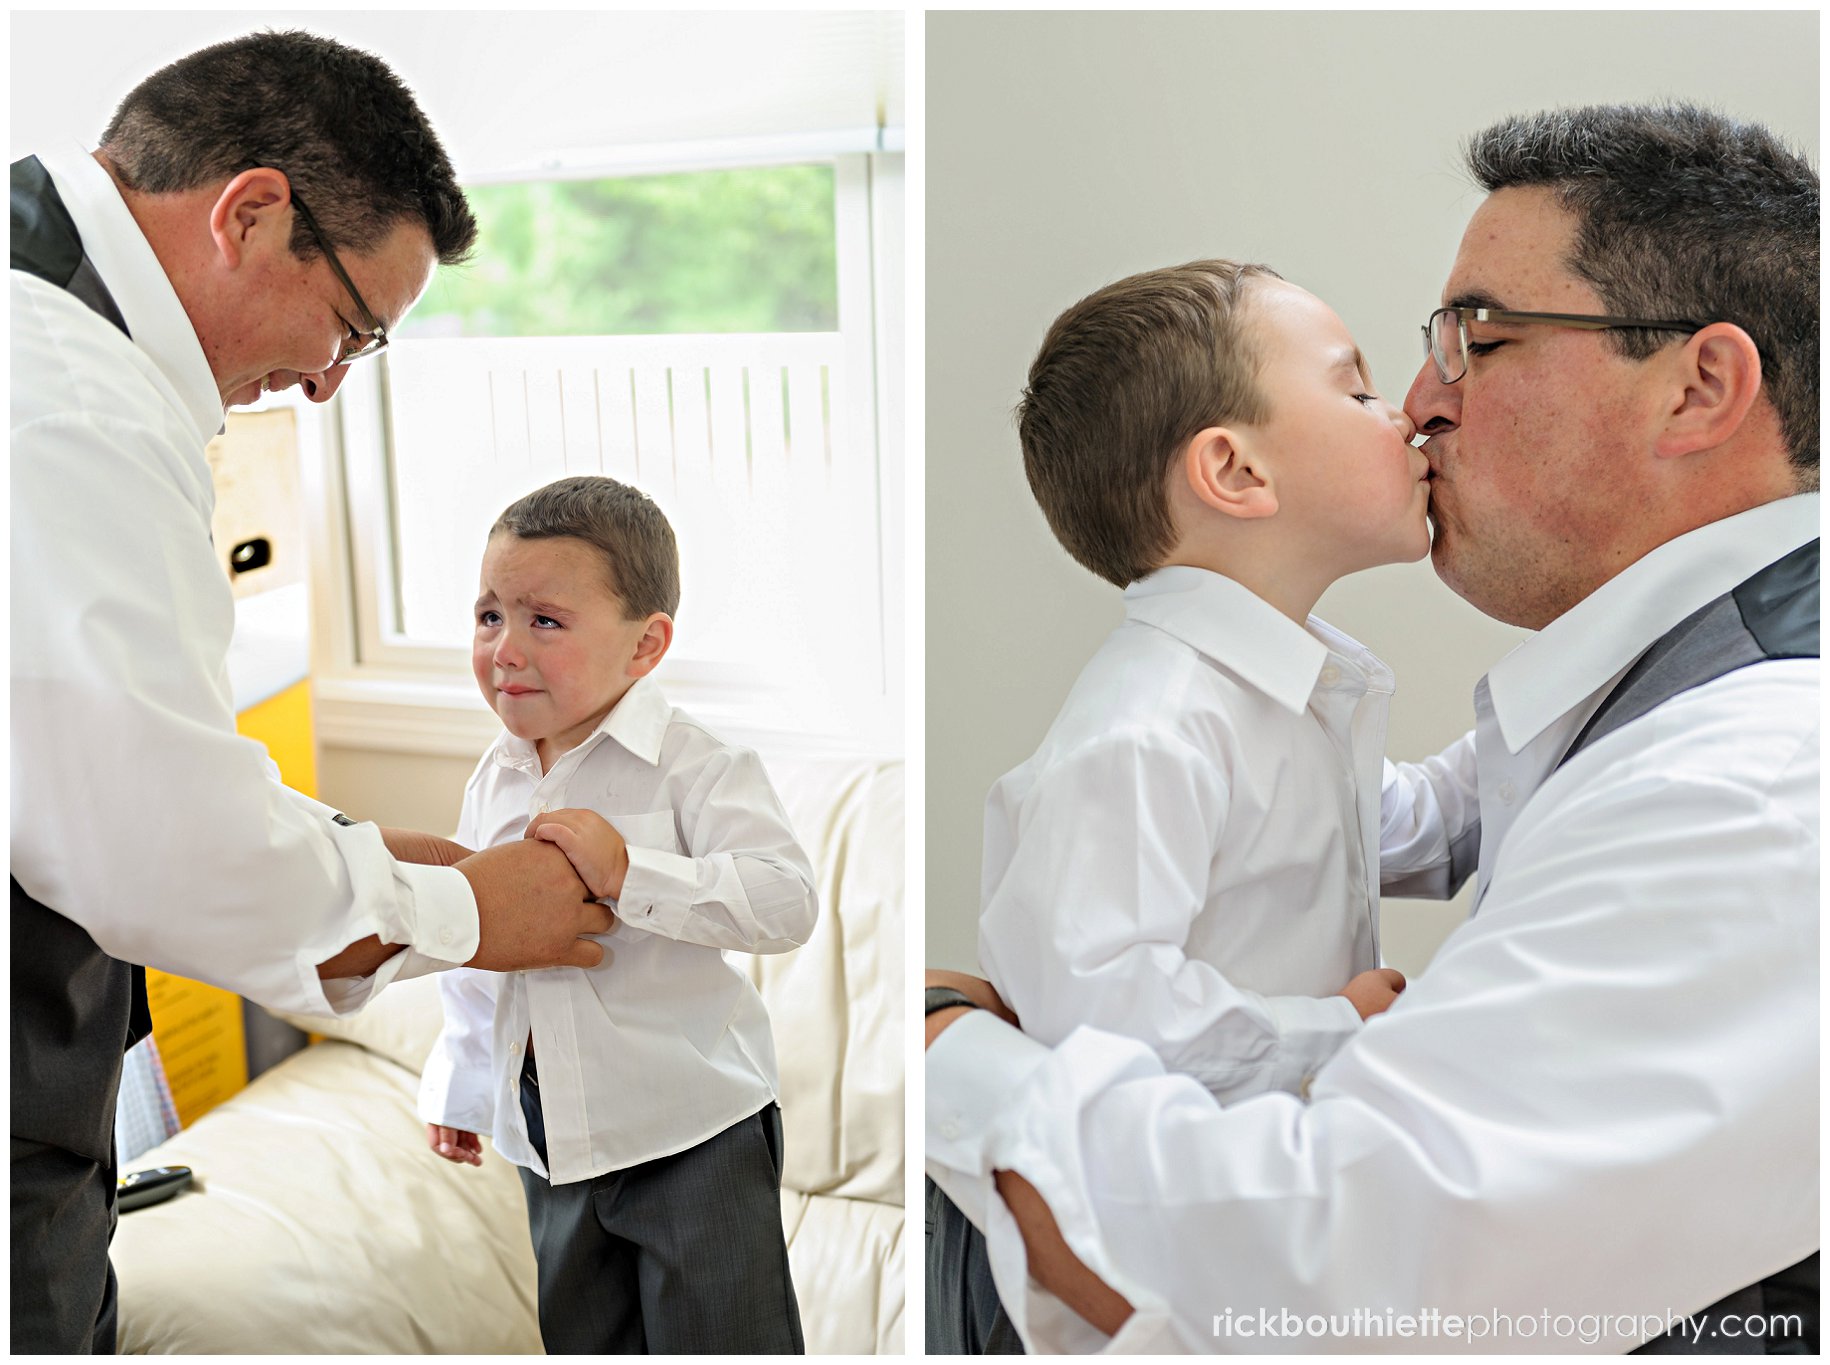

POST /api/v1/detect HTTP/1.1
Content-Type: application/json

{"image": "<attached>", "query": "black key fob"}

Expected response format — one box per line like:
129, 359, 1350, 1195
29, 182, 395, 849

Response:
118, 1165, 192, 1212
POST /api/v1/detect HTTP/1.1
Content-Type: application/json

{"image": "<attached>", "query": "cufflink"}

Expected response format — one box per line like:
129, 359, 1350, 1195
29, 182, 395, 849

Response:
331, 813, 357, 827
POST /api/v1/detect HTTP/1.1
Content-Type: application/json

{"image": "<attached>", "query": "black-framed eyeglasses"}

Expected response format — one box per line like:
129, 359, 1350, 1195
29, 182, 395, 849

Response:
1423, 306, 1705, 385
290, 192, 389, 366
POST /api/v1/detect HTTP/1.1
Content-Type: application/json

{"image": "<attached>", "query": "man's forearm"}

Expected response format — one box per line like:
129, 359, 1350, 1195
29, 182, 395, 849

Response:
928, 970, 1131, 1336
994, 1170, 1134, 1336
315, 935, 405, 981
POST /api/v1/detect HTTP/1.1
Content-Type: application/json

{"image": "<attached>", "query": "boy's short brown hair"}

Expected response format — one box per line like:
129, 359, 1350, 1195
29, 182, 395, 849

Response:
1017, 259, 1283, 587
491, 475, 680, 619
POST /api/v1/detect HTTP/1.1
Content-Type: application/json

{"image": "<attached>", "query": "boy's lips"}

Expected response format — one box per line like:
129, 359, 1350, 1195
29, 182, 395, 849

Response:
498, 684, 540, 696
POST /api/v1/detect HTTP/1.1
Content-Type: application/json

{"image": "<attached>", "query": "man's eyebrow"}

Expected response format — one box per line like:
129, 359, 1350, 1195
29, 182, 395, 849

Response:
1446, 289, 1507, 311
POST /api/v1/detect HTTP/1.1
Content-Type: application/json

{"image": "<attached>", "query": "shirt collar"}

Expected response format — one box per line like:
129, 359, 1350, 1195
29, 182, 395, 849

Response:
36, 143, 224, 445
490, 674, 674, 774
1124, 565, 1336, 714
1486, 493, 1820, 753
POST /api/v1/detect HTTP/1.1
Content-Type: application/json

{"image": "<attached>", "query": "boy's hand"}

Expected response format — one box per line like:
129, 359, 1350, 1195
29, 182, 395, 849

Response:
1341, 967, 1407, 1020
525, 808, 631, 902
426, 1123, 483, 1167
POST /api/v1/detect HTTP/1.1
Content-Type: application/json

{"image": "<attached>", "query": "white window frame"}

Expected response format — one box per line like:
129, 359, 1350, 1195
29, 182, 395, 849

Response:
300, 148, 903, 761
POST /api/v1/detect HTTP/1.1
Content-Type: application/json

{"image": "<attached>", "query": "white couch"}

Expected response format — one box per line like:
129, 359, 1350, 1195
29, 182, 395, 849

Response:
111, 756, 904, 1353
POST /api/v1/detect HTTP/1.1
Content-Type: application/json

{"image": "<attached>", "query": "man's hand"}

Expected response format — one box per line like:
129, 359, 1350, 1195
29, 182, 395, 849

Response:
1341, 967, 1407, 1020
925, 968, 1019, 1048
524, 807, 630, 901
426, 1123, 483, 1167
457, 839, 616, 972
994, 1169, 1135, 1336
382, 827, 474, 867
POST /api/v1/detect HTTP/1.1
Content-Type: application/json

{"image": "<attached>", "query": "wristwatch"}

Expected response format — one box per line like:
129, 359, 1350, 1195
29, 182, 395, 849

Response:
925, 985, 979, 1017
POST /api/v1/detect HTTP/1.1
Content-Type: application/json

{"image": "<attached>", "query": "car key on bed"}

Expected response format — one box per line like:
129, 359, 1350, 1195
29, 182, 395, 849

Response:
118, 1165, 192, 1212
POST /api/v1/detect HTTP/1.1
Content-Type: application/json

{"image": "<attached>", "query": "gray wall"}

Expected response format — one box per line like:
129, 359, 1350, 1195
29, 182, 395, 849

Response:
925, 10, 1819, 975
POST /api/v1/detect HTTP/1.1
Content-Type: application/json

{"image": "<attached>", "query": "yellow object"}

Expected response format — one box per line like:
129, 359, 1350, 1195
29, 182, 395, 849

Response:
236, 678, 319, 799
145, 677, 319, 1125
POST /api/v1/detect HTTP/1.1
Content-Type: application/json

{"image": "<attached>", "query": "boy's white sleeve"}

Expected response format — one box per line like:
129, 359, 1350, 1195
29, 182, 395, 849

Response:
614, 747, 818, 954
417, 968, 499, 1134
1379, 730, 1481, 899
416, 785, 498, 1133
978, 730, 1361, 1104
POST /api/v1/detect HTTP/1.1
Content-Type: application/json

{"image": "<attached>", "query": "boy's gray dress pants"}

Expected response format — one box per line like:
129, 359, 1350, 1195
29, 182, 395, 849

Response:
516, 1053, 803, 1354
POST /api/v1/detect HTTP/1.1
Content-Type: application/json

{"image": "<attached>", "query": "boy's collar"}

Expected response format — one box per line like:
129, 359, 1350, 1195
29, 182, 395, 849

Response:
1124, 565, 1351, 714
492, 674, 673, 772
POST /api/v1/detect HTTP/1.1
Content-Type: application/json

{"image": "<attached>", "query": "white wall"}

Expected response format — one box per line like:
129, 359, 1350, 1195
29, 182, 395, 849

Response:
924, 10, 1819, 974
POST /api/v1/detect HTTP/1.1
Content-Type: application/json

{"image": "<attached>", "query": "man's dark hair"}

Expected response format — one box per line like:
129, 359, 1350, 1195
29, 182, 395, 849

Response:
100, 29, 477, 265
1017, 260, 1283, 588
1466, 103, 1819, 484
492, 476, 680, 620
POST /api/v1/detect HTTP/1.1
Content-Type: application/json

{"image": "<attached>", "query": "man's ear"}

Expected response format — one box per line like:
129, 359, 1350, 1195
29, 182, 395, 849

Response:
1654, 323, 1763, 460
207, 168, 294, 270
627, 613, 674, 679
1183, 426, 1278, 521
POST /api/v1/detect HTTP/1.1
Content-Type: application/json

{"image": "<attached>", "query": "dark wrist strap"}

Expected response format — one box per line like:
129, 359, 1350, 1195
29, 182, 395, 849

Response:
925, 985, 978, 1018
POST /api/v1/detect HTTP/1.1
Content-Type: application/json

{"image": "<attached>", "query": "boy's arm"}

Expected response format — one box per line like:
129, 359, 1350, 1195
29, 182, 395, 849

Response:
980, 731, 1361, 1104
417, 967, 500, 1136
1379, 730, 1480, 899
544, 746, 818, 955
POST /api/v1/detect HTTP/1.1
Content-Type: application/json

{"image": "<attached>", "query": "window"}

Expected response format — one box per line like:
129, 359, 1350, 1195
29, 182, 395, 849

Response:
318, 150, 901, 757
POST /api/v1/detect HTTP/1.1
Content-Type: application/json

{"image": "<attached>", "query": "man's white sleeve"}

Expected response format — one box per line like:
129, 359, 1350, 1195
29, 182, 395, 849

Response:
933, 684, 1818, 1352
10, 405, 478, 1017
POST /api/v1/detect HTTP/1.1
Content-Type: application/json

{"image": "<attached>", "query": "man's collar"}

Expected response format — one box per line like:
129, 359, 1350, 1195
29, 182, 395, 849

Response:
35, 143, 222, 444
1124, 565, 1362, 714
490, 674, 673, 773
1485, 493, 1820, 754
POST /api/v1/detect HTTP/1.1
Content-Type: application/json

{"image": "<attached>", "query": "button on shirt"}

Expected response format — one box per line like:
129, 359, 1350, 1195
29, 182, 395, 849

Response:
11, 144, 478, 1015
927, 495, 1819, 1352
418, 676, 818, 1183
978, 566, 1393, 1100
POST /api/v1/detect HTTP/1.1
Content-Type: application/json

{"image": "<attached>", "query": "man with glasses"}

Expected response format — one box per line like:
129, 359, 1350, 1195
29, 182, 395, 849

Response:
12, 32, 616, 1352
928, 102, 1817, 1353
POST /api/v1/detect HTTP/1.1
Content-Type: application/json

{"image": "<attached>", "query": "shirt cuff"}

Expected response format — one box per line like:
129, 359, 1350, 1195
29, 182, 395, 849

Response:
927, 1008, 1053, 1177
617, 844, 699, 936
1262, 992, 1362, 1095
395, 862, 480, 966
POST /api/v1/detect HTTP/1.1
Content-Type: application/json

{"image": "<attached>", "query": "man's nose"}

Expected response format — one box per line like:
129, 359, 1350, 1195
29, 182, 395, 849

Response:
297, 363, 350, 404
1402, 356, 1459, 438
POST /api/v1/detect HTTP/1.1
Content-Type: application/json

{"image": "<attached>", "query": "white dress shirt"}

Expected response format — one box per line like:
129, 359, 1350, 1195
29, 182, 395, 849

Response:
10, 144, 478, 1016
418, 676, 818, 1183
928, 494, 1819, 1353
979, 566, 1451, 1100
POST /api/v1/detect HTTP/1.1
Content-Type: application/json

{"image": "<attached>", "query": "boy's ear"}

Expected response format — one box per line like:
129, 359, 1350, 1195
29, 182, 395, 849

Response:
626, 613, 674, 679
1652, 322, 1763, 460
1183, 426, 1277, 521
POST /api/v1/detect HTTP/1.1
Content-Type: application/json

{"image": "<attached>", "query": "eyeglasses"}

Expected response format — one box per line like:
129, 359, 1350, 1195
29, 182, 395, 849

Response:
290, 192, 389, 366
1423, 306, 1704, 385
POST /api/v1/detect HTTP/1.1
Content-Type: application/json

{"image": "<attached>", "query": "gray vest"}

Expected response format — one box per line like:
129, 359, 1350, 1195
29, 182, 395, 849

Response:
10, 154, 153, 1165
1556, 538, 1818, 1356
